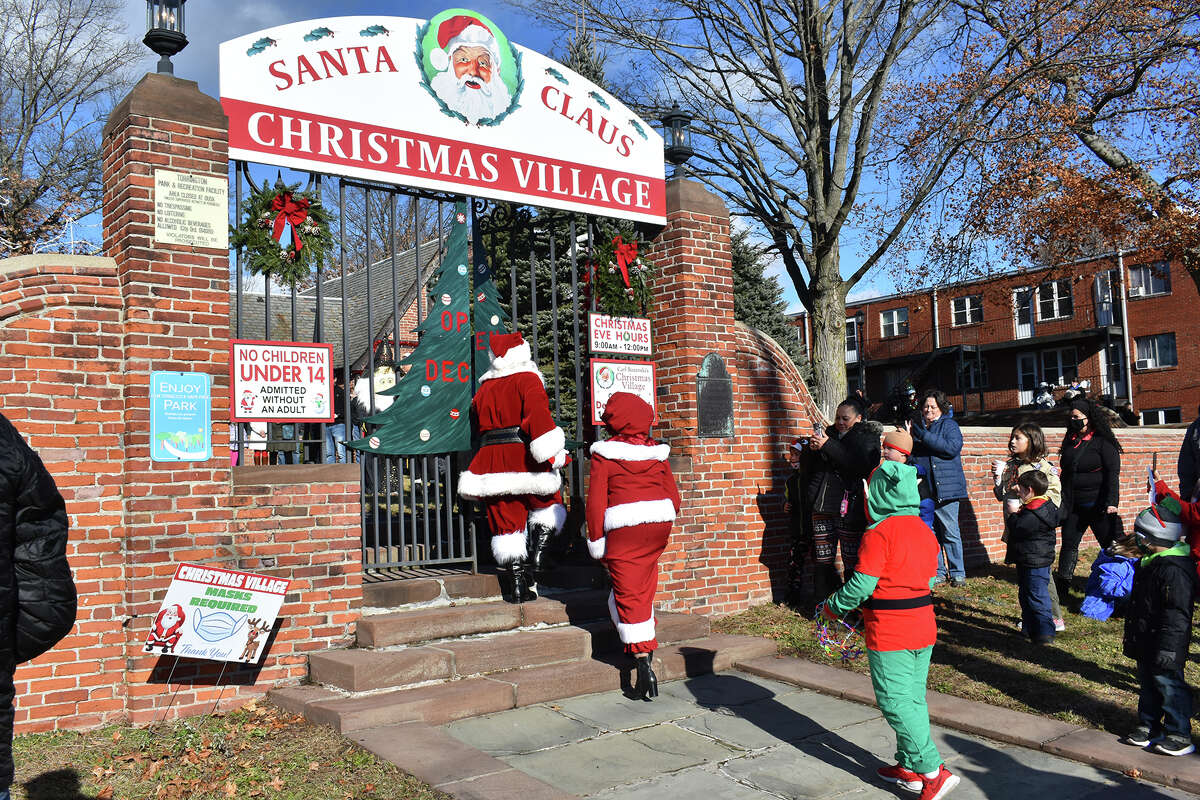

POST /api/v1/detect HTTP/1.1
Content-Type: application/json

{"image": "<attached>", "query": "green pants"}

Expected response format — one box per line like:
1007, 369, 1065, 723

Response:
866, 646, 941, 773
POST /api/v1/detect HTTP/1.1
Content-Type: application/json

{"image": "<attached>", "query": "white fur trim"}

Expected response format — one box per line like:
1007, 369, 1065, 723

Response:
491, 529, 527, 565
608, 591, 655, 644
530, 426, 566, 463
529, 503, 567, 532
458, 469, 562, 499
587, 537, 606, 559
590, 440, 670, 462
479, 342, 545, 385
604, 499, 676, 532
430, 48, 449, 71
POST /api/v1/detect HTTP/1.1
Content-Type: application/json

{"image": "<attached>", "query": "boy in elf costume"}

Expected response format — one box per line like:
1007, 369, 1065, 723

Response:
822, 460, 958, 800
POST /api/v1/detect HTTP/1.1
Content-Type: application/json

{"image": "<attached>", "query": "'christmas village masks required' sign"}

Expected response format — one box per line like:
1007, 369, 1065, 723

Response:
230, 340, 335, 422
143, 564, 290, 664
219, 11, 665, 223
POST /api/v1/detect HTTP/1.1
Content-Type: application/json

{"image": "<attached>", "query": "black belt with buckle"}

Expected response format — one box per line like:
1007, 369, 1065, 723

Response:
863, 594, 933, 610
480, 426, 525, 446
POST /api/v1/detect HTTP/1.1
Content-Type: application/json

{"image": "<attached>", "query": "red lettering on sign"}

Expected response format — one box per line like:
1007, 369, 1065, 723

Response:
425, 360, 437, 381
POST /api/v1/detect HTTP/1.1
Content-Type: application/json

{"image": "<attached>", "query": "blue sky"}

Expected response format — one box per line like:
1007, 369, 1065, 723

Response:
115, 0, 892, 310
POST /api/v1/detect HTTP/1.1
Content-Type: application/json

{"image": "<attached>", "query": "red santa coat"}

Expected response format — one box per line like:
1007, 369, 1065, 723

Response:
586, 392, 680, 653
458, 339, 565, 501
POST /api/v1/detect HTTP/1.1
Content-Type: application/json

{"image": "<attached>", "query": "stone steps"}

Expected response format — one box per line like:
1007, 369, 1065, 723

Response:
310, 610, 712, 692
273, 633, 779, 732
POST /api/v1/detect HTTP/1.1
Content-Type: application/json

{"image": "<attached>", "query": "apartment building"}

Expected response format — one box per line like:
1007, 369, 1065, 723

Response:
791, 254, 1198, 424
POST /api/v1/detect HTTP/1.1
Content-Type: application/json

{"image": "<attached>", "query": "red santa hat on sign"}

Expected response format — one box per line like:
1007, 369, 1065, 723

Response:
430, 15, 501, 73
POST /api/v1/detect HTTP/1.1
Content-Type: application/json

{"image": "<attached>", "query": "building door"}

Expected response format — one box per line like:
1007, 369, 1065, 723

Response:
1017, 352, 1038, 406
1105, 340, 1127, 399
1094, 272, 1117, 326
1013, 288, 1034, 339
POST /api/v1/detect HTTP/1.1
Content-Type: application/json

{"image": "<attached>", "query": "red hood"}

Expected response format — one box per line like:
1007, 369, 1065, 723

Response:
601, 392, 654, 438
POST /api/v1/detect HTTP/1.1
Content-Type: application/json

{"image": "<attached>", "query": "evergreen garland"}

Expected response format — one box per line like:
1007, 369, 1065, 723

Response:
230, 180, 333, 286
586, 235, 654, 317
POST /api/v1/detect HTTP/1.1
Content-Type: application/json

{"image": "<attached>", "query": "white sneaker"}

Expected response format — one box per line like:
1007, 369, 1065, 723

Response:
1054, 617, 1066, 632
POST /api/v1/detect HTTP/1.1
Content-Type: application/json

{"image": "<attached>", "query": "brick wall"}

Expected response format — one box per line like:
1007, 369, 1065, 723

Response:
0, 73, 363, 733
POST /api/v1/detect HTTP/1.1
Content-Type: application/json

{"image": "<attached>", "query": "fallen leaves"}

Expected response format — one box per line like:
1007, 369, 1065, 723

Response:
97, 787, 114, 800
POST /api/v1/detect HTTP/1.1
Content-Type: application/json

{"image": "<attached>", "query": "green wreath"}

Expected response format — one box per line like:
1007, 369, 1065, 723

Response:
586, 235, 654, 317
230, 180, 334, 286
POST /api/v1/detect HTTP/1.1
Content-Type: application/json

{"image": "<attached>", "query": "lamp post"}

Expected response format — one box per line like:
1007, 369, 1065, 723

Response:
661, 103, 695, 178
854, 309, 866, 395
144, 0, 188, 75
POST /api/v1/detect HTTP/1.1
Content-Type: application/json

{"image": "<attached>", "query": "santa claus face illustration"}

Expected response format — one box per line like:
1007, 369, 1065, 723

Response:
424, 12, 519, 125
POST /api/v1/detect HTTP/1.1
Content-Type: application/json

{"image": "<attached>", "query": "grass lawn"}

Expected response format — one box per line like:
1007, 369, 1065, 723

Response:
11, 699, 448, 800
714, 547, 1200, 734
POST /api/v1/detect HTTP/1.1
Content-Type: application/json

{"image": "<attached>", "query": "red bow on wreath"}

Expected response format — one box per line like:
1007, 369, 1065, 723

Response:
612, 236, 638, 287
271, 192, 311, 251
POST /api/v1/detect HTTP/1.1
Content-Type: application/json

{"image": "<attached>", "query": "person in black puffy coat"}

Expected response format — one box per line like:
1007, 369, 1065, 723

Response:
1121, 501, 1196, 756
1, 412, 77, 799
1004, 470, 1059, 645
1057, 399, 1122, 598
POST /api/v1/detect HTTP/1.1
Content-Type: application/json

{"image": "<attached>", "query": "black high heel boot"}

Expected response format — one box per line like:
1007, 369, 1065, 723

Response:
499, 564, 519, 604
512, 558, 538, 602
528, 523, 554, 574
633, 653, 658, 700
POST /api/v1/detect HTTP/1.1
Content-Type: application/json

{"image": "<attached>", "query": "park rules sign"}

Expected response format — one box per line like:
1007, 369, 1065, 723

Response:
219, 11, 665, 223
230, 340, 335, 422
143, 564, 289, 664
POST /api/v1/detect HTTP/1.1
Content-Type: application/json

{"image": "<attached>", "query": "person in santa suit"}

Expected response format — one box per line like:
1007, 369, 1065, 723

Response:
458, 332, 568, 603
586, 392, 681, 700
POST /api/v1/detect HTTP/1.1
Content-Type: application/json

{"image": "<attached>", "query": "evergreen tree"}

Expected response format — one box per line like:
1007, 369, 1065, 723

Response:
731, 227, 810, 376
347, 203, 472, 455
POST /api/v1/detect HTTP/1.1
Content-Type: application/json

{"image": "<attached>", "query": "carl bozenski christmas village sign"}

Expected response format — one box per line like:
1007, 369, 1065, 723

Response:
218, 9, 667, 455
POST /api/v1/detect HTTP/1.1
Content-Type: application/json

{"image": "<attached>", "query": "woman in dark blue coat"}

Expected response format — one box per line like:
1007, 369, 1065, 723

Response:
908, 389, 968, 585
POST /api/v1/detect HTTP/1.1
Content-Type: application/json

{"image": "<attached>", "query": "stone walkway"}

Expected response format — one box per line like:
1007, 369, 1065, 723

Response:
443, 670, 1196, 799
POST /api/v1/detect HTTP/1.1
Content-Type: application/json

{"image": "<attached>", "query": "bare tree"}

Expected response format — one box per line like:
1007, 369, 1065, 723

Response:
519, 0, 1018, 414
0, 0, 141, 256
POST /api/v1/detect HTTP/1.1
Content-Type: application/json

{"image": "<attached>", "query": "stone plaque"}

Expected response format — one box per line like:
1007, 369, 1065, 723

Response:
696, 354, 733, 438
153, 169, 228, 249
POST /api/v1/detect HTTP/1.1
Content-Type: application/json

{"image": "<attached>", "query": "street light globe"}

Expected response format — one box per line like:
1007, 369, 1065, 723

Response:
144, 0, 188, 75
661, 103, 695, 177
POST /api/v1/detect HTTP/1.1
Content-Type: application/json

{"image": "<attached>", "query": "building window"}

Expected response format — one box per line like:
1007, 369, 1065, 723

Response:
959, 357, 989, 390
845, 317, 859, 362
1041, 346, 1077, 386
951, 295, 983, 327
1135, 333, 1178, 369
1037, 279, 1074, 320
880, 308, 908, 338
1129, 261, 1171, 297
1141, 408, 1183, 425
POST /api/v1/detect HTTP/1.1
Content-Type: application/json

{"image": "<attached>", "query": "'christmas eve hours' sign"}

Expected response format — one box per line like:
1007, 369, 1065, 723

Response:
230, 340, 335, 422
589, 313, 652, 356
150, 371, 212, 462
143, 563, 290, 663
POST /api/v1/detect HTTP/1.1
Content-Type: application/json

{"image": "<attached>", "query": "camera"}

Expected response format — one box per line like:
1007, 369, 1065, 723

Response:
798, 438, 810, 447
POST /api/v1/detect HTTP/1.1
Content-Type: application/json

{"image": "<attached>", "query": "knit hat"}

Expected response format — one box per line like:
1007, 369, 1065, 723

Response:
882, 429, 913, 456
789, 438, 806, 452
1069, 398, 1091, 414
601, 392, 654, 437
1134, 497, 1185, 546
865, 461, 920, 527
430, 15, 501, 73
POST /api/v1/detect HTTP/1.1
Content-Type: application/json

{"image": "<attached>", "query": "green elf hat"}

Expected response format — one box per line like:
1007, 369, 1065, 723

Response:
1134, 495, 1185, 547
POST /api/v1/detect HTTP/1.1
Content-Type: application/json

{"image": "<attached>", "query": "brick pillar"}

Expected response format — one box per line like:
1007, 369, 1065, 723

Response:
101, 73, 233, 721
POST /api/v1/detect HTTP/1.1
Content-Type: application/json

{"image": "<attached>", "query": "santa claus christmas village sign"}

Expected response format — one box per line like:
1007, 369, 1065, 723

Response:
220, 10, 666, 223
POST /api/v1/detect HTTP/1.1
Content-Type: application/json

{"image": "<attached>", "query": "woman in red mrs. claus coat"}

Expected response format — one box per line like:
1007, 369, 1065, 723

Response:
459, 332, 568, 603
587, 392, 681, 700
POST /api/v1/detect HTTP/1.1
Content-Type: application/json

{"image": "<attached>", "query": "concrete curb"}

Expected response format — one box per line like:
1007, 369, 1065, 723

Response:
735, 654, 1200, 795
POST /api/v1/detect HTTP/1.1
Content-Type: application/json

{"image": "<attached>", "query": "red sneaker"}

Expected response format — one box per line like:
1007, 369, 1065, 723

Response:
918, 765, 960, 800
876, 763, 922, 792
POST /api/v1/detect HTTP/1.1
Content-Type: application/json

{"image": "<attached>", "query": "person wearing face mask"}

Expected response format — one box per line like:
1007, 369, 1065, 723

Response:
907, 389, 968, 587
806, 397, 881, 593
1057, 398, 1123, 599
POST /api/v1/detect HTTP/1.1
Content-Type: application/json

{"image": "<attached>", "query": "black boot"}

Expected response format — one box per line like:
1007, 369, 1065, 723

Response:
499, 564, 520, 604
527, 523, 555, 574
512, 559, 538, 602
633, 653, 658, 700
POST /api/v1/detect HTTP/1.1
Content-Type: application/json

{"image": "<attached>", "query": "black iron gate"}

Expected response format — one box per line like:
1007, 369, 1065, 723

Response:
230, 163, 599, 573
